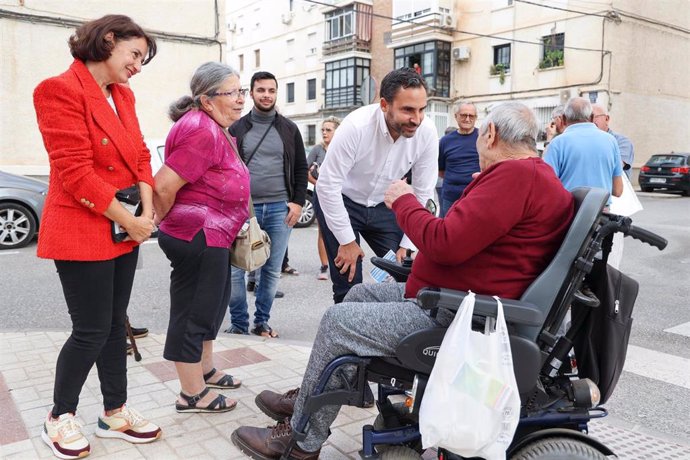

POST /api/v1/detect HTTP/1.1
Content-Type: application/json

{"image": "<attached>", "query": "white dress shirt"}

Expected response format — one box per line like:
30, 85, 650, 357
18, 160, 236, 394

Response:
317, 103, 439, 250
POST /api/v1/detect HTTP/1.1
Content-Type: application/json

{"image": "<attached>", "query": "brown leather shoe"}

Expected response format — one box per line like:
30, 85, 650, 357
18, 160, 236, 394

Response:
231, 421, 320, 460
255, 388, 299, 421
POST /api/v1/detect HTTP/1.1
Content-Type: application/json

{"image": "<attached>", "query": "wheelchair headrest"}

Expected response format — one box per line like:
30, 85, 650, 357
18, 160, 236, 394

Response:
516, 187, 609, 340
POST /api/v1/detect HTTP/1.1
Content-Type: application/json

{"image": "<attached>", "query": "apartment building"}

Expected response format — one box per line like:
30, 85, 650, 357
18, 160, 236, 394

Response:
227, 0, 396, 146
447, 0, 689, 171
227, 1, 323, 145
0, 0, 226, 174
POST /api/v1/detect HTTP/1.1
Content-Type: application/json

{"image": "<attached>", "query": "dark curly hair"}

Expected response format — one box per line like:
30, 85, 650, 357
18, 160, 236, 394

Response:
68, 14, 157, 65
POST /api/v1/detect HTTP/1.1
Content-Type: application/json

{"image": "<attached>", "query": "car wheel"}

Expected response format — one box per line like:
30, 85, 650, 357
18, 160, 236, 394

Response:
682, 188, 690, 197
640, 186, 653, 193
295, 193, 316, 228
0, 202, 37, 249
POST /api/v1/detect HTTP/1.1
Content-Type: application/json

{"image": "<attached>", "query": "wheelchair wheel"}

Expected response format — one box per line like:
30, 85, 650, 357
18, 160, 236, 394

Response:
373, 402, 424, 454
380, 446, 422, 459
511, 436, 607, 459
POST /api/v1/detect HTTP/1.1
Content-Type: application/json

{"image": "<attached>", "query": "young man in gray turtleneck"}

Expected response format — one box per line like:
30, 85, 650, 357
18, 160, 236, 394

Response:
226, 71, 308, 338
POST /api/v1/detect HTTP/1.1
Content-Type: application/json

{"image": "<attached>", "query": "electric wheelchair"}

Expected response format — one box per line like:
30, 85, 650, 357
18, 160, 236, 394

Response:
283, 187, 666, 460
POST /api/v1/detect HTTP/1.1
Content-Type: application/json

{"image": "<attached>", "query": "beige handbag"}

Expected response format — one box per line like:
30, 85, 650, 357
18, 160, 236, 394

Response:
221, 126, 272, 271
231, 199, 271, 271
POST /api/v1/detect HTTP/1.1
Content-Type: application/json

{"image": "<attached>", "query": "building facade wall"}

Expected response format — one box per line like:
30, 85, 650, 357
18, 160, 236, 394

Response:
1, 0, 225, 174
227, 0, 325, 146
369, 0, 393, 103
449, 0, 689, 174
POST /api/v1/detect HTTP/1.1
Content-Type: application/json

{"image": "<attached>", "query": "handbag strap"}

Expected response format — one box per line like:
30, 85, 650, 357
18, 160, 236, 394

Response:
243, 116, 276, 166
220, 126, 256, 218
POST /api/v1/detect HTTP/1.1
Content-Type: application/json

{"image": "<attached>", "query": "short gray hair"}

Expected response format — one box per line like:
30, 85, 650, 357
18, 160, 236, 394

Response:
564, 97, 592, 123
453, 100, 476, 114
591, 103, 608, 116
480, 102, 539, 152
169, 62, 240, 122
551, 105, 565, 118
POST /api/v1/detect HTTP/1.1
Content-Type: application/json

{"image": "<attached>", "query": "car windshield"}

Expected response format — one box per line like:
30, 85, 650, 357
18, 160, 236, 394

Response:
647, 155, 685, 166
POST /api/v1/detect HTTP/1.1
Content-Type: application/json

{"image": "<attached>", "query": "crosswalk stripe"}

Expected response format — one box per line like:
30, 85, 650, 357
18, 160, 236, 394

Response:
664, 321, 690, 338
624, 345, 690, 390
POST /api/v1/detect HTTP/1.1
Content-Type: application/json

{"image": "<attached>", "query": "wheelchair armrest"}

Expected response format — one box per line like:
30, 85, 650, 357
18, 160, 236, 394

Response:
416, 287, 544, 327
370, 257, 411, 283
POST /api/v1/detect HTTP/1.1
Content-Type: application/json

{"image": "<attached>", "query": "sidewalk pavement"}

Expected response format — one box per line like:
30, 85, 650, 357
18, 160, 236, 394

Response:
1, 331, 689, 460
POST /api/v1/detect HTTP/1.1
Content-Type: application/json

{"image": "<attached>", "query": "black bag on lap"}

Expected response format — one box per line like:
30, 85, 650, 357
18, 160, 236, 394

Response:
571, 259, 639, 405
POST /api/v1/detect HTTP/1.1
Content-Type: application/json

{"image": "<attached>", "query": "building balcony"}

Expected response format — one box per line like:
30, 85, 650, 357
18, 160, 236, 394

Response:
322, 35, 371, 57
389, 12, 454, 46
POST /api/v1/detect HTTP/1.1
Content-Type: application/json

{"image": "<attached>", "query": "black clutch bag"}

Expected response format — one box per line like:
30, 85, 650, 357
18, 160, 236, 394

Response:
111, 185, 142, 243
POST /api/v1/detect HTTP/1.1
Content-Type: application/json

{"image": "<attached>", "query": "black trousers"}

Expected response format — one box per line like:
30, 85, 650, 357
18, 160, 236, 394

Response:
159, 230, 231, 363
52, 247, 139, 416
315, 194, 403, 304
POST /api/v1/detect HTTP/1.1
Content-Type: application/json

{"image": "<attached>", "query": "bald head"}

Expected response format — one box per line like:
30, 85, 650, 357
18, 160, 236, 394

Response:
591, 103, 610, 132
564, 97, 592, 125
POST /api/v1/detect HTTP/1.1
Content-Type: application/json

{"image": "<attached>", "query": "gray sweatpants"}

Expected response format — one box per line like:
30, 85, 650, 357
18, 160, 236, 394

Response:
291, 282, 446, 452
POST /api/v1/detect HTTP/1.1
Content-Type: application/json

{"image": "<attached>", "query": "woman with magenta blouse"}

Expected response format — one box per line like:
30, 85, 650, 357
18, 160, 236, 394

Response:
154, 62, 250, 413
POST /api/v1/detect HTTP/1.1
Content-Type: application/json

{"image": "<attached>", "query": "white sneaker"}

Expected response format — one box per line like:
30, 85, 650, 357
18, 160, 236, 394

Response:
41, 412, 90, 459
95, 404, 161, 444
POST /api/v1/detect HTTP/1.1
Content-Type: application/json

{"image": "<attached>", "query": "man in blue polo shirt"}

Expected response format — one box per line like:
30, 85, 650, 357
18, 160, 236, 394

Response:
544, 97, 623, 202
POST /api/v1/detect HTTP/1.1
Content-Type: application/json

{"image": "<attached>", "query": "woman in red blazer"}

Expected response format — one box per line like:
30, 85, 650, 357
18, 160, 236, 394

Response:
33, 15, 161, 459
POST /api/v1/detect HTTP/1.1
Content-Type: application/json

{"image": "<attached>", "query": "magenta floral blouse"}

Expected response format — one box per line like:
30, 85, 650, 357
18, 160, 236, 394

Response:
159, 110, 250, 248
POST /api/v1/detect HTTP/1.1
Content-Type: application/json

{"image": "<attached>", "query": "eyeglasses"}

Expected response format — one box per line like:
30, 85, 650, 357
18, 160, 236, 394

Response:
593, 114, 608, 118
211, 88, 248, 99
458, 113, 476, 119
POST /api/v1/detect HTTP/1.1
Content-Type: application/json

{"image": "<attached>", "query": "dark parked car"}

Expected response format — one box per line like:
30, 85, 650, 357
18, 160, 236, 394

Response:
0, 171, 48, 249
639, 152, 690, 196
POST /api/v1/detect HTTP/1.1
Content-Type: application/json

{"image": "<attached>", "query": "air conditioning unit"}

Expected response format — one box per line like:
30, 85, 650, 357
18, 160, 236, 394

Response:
439, 13, 455, 30
452, 46, 470, 61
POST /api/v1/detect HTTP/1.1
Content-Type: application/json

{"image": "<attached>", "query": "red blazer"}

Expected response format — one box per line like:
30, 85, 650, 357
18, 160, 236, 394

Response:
33, 59, 154, 261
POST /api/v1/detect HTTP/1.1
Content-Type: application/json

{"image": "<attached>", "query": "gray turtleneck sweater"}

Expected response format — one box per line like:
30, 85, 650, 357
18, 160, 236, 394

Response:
243, 108, 288, 203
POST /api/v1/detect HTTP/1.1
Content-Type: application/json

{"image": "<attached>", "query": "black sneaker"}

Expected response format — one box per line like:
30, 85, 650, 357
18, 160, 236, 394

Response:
130, 327, 148, 339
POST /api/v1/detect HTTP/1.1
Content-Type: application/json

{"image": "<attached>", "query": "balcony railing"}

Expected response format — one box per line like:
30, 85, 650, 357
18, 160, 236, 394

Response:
323, 35, 371, 56
390, 13, 453, 43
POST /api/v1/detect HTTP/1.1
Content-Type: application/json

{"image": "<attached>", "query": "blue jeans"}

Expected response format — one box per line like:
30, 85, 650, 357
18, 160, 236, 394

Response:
228, 201, 291, 332
315, 194, 403, 304
440, 197, 456, 218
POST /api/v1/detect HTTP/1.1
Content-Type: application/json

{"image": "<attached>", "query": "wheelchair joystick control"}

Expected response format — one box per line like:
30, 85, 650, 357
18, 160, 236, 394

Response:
402, 249, 413, 268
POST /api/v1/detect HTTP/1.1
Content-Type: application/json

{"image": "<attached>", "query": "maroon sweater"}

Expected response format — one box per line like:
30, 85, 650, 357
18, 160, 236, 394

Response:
393, 157, 574, 300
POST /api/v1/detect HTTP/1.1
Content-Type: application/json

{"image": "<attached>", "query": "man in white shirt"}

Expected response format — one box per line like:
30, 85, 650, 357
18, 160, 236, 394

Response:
316, 68, 438, 303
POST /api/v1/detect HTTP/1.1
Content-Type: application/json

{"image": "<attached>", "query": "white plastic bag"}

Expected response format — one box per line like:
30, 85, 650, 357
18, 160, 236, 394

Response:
419, 292, 520, 460
609, 173, 643, 217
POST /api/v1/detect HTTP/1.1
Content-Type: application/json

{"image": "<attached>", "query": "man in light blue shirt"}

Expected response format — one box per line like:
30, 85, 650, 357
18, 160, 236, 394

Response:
544, 97, 623, 202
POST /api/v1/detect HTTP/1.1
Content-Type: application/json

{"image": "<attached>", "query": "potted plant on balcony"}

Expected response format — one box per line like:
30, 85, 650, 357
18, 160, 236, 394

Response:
490, 63, 507, 84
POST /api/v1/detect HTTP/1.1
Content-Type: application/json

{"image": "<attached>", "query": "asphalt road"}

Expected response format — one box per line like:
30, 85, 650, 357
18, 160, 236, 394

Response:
1, 192, 689, 443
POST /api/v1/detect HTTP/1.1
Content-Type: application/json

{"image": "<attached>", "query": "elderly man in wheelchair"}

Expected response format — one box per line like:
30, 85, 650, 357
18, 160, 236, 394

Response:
231, 102, 665, 460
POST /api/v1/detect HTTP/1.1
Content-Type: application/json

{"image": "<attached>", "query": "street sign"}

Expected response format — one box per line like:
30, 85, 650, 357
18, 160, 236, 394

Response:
360, 75, 377, 105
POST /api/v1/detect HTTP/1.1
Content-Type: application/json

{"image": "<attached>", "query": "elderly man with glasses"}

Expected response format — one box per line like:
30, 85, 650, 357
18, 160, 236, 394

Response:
438, 101, 481, 216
